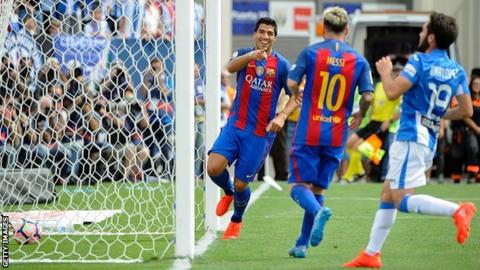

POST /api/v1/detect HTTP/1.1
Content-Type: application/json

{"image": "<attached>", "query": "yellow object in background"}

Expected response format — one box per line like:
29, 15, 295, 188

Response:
343, 149, 365, 182
358, 134, 385, 165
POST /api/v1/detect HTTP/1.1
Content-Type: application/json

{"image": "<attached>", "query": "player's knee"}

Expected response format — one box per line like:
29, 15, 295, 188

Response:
287, 183, 297, 193
346, 140, 355, 150
380, 191, 392, 203
206, 163, 223, 177
234, 179, 248, 192
346, 135, 358, 150
311, 185, 324, 194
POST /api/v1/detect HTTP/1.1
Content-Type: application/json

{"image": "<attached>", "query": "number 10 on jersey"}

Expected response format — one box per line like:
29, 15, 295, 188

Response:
318, 71, 346, 111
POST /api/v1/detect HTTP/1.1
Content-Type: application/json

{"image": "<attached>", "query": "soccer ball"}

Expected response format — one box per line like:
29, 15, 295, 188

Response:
13, 218, 42, 244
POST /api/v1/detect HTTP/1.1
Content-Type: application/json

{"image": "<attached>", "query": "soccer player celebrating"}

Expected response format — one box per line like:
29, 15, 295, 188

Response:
343, 12, 477, 268
287, 6, 373, 258
207, 17, 297, 240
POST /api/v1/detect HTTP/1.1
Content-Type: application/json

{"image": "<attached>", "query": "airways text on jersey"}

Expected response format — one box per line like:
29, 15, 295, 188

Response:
244, 74, 274, 93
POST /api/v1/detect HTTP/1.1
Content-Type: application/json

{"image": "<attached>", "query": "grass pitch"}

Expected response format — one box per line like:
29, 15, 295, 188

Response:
191, 182, 479, 270
6, 182, 480, 270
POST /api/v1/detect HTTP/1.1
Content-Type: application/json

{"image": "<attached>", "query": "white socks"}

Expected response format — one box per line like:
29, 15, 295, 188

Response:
402, 194, 459, 216
365, 208, 397, 255
365, 194, 460, 255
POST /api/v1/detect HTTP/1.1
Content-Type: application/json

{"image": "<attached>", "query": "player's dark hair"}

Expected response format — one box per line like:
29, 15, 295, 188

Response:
427, 12, 458, 50
254, 17, 277, 37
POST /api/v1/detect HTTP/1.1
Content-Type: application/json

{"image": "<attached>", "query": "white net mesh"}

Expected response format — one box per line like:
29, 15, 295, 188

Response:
0, 0, 207, 264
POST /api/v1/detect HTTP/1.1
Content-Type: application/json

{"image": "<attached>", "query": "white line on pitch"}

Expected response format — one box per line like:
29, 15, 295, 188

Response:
170, 182, 271, 270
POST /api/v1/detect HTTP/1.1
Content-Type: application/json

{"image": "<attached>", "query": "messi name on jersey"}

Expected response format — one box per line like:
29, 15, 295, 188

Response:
326, 56, 344, 67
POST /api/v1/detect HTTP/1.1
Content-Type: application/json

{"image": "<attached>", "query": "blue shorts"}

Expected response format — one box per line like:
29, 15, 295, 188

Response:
208, 124, 274, 183
288, 144, 344, 189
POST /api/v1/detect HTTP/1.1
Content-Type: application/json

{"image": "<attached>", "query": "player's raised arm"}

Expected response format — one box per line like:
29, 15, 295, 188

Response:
226, 49, 267, 73
376, 56, 412, 100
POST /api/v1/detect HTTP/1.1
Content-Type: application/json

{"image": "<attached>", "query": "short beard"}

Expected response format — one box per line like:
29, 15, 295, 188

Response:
417, 38, 429, 53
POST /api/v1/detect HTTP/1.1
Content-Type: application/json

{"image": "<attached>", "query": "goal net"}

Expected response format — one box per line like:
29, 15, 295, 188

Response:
0, 0, 207, 263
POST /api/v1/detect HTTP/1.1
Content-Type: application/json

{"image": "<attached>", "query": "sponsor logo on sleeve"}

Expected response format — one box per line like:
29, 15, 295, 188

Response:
404, 63, 416, 77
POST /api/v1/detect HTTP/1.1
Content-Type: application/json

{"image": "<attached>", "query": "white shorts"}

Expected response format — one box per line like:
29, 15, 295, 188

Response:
386, 141, 434, 189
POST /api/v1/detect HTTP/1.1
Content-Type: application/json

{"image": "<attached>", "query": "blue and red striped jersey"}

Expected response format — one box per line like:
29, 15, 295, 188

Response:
228, 48, 291, 137
289, 39, 374, 147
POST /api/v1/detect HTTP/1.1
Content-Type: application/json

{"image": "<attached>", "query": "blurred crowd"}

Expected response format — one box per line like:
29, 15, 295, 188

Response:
10, 0, 203, 40
264, 64, 480, 185
3, 1, 479, 186
0, 0, 210, 184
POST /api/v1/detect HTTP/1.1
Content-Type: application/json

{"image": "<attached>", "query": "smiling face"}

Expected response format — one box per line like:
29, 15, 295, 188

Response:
253, 23, 276, 53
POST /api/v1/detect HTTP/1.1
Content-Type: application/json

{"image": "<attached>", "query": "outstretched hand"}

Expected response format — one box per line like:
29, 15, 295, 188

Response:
349, 111, 363, 130
250, 49, 268, 61
295, 90, 303, 105
375, 56, 393, 77
266, 114, 287, 133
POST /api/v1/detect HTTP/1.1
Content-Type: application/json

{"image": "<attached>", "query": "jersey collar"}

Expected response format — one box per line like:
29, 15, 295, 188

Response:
429, 48, 449, 58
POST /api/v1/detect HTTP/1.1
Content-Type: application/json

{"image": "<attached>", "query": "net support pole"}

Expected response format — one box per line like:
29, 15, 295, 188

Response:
204, 0, 222, 232
175, 0, 195, 258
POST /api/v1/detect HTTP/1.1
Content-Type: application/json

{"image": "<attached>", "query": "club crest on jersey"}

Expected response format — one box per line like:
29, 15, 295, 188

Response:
266, 68, 275, 77
256, 66, 264, 76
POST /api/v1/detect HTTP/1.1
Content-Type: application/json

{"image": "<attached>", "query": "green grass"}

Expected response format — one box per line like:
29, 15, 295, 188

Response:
6, 182, 480, 269
191, 183, 480, 270
5, 180, 207, 268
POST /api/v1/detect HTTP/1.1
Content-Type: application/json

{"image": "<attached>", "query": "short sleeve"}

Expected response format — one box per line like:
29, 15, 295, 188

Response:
288, 47, 308, 84
229, 48, 250, 61
282, 59, 292, 96
357, 58, 374, 93
455, 67, 470, 96
400, 53, 421, 85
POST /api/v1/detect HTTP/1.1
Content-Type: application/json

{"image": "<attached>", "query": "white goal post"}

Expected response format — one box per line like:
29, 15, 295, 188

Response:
0, 0, 222, 264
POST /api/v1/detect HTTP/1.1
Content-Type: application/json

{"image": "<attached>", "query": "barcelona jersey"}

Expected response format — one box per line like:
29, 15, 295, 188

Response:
228, 48, 291, 138
289, 39, 374, 147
